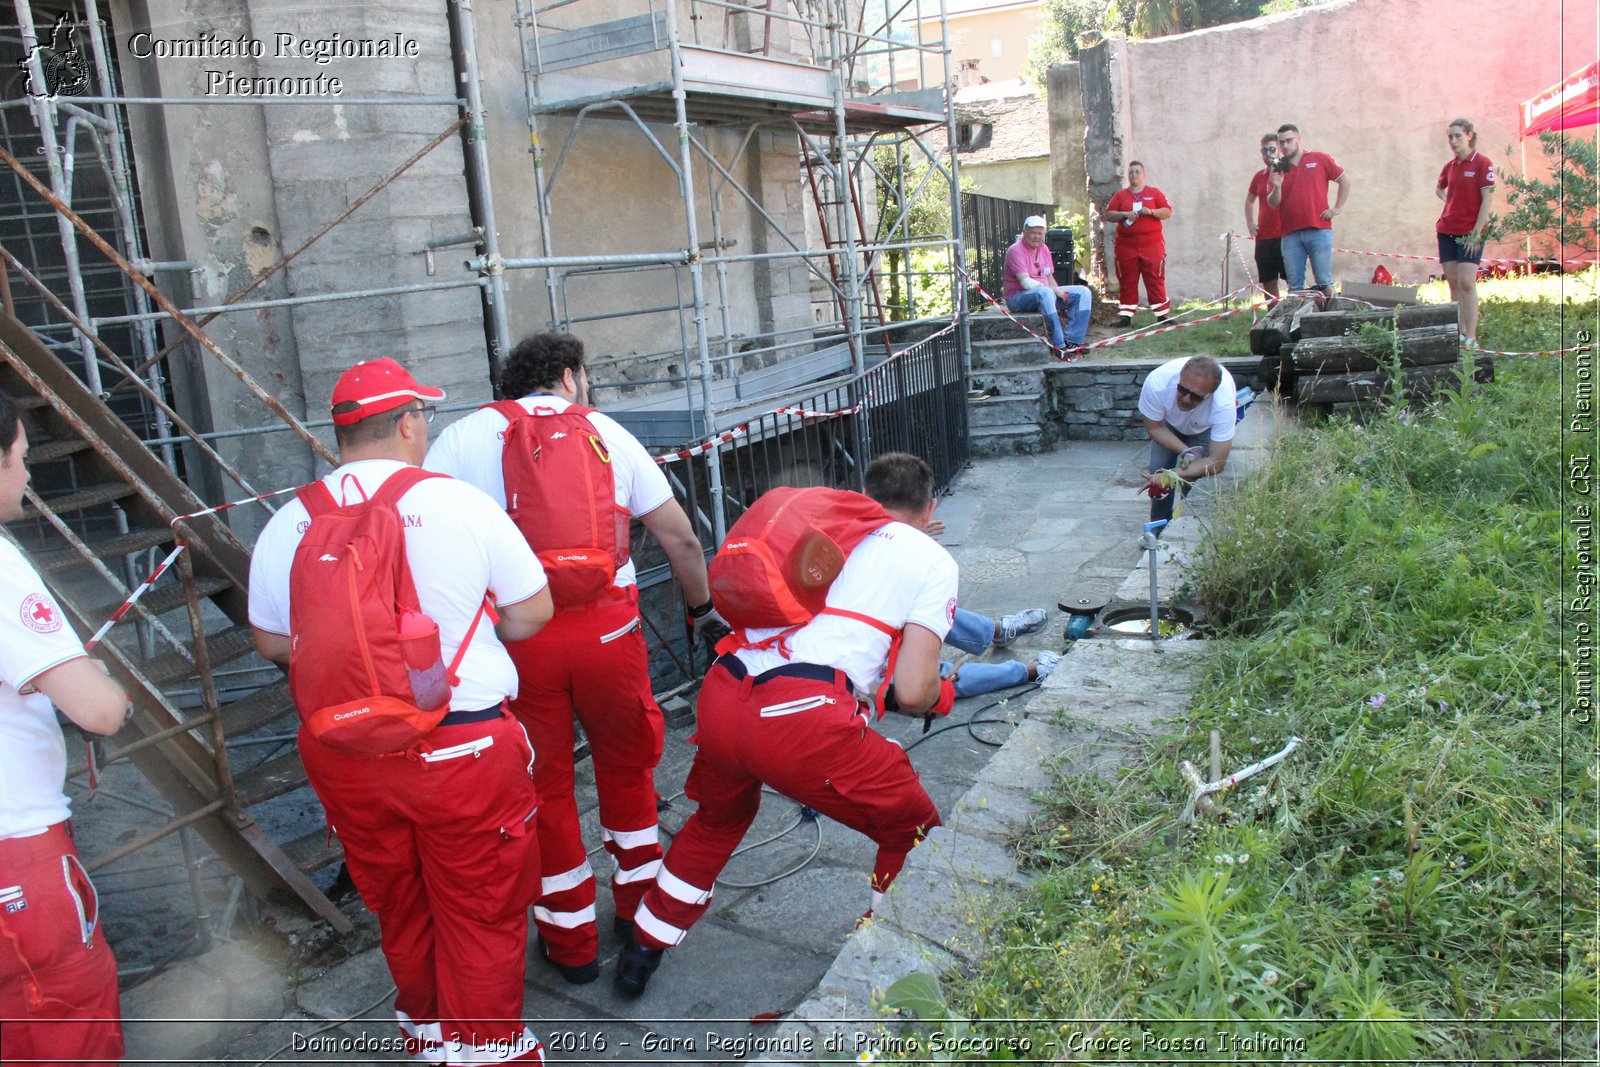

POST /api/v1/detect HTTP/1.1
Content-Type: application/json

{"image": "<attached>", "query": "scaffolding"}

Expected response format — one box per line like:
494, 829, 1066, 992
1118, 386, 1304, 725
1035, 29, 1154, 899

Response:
0, 0, 966, 978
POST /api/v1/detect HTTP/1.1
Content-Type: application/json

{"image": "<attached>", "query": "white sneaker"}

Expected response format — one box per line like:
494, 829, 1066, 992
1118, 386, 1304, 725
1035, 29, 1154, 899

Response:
995, 608, 1048, 648
1032, 650, 1062, 682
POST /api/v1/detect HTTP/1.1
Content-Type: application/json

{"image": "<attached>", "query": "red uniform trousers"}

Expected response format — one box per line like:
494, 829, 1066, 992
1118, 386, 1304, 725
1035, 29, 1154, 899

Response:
631, 660, 940, 951
506, 591, 663, 967
299, 711, 545, 1065
0, 822, 122, 1067
1115, 241, 1169, 317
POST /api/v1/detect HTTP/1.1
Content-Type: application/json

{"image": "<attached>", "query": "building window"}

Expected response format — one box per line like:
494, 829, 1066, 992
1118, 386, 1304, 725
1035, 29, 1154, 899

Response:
991, 38, 1003, 58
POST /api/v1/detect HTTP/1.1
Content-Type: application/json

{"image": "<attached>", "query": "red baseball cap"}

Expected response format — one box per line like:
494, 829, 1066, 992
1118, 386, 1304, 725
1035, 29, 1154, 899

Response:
329, 358, 446, 425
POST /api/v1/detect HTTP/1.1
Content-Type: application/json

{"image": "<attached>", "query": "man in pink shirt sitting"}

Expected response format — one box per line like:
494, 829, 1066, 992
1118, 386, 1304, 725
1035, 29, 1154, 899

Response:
1002, 215, 1092, 353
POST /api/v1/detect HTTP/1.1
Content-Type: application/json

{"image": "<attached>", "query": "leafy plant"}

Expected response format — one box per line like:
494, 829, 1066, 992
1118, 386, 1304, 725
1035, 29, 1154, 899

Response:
1494, 132, 1599, 260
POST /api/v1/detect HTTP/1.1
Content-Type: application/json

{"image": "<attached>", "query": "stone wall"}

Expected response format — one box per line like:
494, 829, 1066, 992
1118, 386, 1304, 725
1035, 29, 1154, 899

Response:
1047, 356, 1260, 441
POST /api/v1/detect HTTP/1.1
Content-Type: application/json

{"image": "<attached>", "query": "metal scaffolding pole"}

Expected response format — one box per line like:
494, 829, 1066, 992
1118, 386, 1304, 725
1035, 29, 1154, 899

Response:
450, 0, 513, 364
664, 1, 729, 542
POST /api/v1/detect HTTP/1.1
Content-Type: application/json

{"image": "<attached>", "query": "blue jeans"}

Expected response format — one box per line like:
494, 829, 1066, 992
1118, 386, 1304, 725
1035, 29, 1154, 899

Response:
945, 608, 994, 655
1006, 286, 1091, 348
941, 658, 1029, 697
1280, 227, 1334, 291
1148, 427, 1212, 525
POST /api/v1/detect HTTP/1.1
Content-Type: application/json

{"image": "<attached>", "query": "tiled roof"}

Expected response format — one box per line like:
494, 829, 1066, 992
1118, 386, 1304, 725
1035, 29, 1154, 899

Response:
926, 85, 1049, 164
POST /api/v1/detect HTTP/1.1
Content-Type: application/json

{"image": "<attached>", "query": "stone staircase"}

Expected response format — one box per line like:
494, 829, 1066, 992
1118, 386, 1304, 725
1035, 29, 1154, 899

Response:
964, 310, 1056, 456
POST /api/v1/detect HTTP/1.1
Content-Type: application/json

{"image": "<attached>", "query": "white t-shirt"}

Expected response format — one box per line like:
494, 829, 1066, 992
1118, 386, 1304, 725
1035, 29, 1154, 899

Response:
0, 539, 91, 839
248, 460, 548, 712
425, 395, 673, 589
736, 522, 960, 696
1137, 357, 1238, 441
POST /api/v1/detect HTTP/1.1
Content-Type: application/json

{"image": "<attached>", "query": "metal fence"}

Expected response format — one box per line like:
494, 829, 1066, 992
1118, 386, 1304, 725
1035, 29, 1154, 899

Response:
961, 191, 1052, 310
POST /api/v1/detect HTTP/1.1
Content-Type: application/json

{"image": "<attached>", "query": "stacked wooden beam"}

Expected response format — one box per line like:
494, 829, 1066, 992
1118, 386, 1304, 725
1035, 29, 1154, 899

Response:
1255, 299, 1490, 416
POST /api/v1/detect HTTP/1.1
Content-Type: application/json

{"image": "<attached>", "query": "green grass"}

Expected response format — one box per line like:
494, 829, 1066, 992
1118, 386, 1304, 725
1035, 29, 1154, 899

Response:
1093, 300, 1258, 359
861, 272, 1597, 1062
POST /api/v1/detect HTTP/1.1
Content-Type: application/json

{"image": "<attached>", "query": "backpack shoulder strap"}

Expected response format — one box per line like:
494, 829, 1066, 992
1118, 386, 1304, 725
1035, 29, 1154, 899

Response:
818, 607, 898, 636
369, 467, 442, 613
485, 398, 526, 424
297, 479, 338, 519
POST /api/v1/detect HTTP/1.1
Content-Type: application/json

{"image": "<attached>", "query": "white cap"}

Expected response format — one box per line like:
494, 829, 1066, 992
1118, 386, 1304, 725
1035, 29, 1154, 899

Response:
1022, 215, 1047, 229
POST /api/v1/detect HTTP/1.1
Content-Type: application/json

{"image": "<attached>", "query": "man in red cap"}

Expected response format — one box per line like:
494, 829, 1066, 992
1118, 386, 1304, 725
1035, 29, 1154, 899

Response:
249, 358, 556, 1064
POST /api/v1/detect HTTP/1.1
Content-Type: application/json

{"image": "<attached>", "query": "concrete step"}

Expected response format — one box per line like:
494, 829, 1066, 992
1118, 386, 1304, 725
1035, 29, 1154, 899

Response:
971, 366, 1048, 396
967, 312, 1046, 342
893, 311, 1040, 345
972, 337, 1055, 370
968, 391, 1043, 429
970, 421, 1048, 457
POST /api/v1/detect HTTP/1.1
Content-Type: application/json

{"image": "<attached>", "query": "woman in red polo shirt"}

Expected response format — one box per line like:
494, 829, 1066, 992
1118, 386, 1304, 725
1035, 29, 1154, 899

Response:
1435, 118, 1496, 347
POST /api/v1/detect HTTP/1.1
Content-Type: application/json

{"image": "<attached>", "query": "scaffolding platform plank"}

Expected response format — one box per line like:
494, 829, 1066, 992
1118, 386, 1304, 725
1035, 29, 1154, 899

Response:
533, 45, 943, 130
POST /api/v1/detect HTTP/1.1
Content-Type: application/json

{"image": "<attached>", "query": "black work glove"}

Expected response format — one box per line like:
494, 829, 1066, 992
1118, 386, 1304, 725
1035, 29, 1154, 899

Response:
685, 599, 732, 647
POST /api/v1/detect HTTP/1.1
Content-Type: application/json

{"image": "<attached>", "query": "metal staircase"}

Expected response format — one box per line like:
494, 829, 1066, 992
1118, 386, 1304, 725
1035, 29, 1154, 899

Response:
0, 310, 350, 932
0, 252, 351, 933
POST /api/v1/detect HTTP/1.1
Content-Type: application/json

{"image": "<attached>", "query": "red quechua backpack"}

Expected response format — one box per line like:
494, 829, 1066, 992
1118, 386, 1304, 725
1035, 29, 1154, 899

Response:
708, 486, 895, 644
288, 467, 483, 757
488, 399, 630, 609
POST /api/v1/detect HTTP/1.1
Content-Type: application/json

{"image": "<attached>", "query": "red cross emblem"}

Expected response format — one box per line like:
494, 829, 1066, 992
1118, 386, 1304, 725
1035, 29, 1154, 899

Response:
20, 593, 62, 634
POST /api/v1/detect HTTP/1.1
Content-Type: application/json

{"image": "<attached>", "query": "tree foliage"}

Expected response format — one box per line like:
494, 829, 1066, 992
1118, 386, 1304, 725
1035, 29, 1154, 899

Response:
1493, 132, 1599, 260
1026, 0, 1329, 78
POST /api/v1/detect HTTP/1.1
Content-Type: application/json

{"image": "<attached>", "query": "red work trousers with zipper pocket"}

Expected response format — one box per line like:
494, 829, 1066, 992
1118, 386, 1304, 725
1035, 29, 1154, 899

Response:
507, 589, 664, 968
0, 821, 122, 1067
631, 659, 939, 950
299, 711, 545, 1065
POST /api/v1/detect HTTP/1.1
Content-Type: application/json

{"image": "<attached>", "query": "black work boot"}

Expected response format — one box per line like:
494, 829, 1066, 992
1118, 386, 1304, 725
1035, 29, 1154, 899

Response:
537, 934, 599, 985
614, 939, 663, 999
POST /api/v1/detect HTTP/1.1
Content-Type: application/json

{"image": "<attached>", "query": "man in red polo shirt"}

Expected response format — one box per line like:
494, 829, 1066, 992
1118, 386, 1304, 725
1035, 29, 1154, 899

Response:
1105, 161, 1173, 326
1266, 124, 1352, 296
1244, 132, 1286, 299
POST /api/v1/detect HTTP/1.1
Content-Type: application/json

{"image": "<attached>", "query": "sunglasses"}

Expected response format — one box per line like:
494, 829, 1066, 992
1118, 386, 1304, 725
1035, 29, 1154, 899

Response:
1176, 384, 1211, 403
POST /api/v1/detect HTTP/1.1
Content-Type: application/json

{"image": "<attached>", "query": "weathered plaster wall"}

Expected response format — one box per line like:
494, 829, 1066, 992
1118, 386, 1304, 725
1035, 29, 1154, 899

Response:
112, 0, 314, 501
1077, 0, 1597, 302
1046, 61, 1088, 224
962, 158, 1052, 205
112, 0, 482, 499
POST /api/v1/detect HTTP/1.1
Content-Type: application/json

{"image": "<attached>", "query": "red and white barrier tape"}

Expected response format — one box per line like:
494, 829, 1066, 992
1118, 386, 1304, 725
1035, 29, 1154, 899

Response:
83, 544, 186, 654
1226, 232, 1597, 271
1474, 344, 1593, 357
169, 481, 312, 528
958, 268, 1077, 357
1076, 299, 1257, 355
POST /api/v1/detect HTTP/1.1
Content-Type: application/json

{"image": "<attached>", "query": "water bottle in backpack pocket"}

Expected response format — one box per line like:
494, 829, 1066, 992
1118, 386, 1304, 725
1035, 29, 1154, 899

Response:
398, 610, 450, 711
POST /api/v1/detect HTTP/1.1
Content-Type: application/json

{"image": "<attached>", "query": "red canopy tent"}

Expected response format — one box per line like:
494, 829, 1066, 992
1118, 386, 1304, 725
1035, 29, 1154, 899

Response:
1520, 60, 1600, 137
